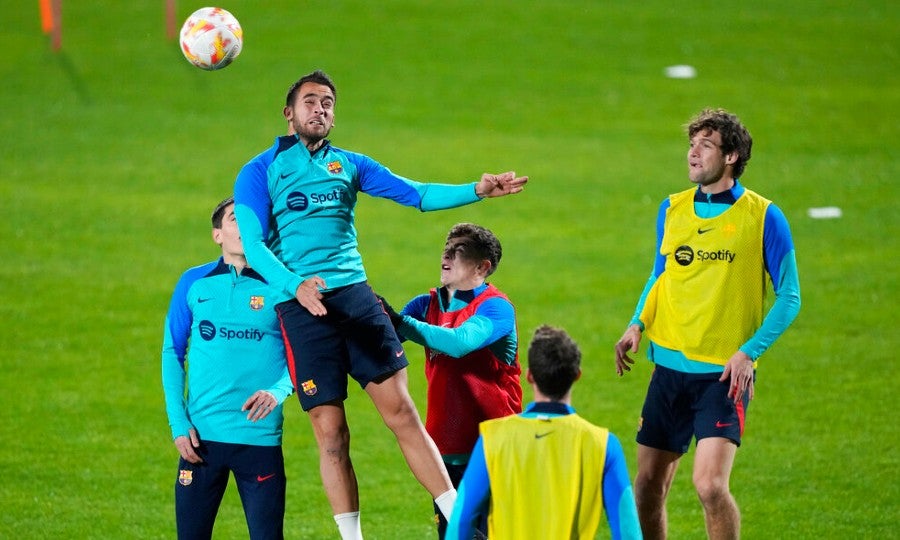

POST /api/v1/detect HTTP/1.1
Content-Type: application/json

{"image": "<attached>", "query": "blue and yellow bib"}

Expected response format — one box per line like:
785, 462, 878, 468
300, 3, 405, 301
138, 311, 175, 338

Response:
641, 187, 771, 365
481, 414, 608, 539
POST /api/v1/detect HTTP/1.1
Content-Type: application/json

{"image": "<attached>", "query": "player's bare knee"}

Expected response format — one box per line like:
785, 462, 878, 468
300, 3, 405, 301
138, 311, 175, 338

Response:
636, 465, 675, 495
310, 417, 351, 450
693, 476, 730, 507
636, 478, 670, 505
380, 402, 420, 434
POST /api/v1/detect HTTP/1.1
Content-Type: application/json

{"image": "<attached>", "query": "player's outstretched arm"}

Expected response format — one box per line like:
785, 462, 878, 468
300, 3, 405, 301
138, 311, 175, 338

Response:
475, 171, 528, 198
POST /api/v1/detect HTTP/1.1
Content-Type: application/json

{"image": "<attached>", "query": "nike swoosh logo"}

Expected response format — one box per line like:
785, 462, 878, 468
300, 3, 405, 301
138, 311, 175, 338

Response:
197, 298, 212, 303
395, 350, 404, 358
280, 172, 295, 179
534, 431, 554, 439
715, 421, 733, 428
257, 473, 276, 482
698, 227, 714, 234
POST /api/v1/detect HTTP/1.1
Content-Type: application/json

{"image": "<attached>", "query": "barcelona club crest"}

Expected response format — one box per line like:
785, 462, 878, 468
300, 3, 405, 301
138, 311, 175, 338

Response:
249, 296, 264, 311
179, 469, 193, 486
301, 379, 318, 396
327, 160, 343, 174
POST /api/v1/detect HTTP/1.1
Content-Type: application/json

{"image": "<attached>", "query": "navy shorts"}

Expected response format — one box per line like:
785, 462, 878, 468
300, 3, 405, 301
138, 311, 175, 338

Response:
636, 364, 752, 454
276, 281, 409, 411
175, 440, 285, 539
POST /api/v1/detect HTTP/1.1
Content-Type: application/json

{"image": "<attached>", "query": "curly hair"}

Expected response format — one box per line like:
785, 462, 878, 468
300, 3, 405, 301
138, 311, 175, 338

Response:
687, 108, 753, 178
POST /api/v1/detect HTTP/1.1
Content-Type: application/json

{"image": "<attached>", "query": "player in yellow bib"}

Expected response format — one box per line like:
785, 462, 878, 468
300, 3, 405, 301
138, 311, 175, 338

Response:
615, 109, 801, 539
448, 325, 642, 540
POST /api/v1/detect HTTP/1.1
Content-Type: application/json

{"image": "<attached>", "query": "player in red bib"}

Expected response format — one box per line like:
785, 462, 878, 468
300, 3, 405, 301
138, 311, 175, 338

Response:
379, 223, 522, 539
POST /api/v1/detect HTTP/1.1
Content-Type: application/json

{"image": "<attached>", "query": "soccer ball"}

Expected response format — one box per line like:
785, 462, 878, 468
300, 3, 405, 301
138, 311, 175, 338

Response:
179, 7, 243, 70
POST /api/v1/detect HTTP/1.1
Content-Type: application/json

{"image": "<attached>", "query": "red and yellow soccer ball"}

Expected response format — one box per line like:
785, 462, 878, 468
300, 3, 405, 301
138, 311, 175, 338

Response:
179, 7, 243, 70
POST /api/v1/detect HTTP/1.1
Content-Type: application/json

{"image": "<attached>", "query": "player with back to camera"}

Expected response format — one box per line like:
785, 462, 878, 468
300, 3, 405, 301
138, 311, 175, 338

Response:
233, 69, 528, 539
614, 108, 801, 539
378, 222, 522, 539
161, 196, 294, 539
446, 325, 642, 540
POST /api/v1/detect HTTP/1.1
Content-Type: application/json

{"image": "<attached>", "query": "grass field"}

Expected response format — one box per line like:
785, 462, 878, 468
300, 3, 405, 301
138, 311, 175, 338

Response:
1, 1, 898, 538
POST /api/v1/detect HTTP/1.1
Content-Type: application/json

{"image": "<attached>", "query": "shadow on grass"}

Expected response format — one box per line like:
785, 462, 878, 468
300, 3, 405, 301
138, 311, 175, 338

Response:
51, 47, 92, 105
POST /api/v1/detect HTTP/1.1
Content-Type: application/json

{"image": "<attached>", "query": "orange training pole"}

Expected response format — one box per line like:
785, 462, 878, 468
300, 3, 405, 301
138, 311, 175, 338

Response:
39, 0, 53, 32
40, 0, 62, 50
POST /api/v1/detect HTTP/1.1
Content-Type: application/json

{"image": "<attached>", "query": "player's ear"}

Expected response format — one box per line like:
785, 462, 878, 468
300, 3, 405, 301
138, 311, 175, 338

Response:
525, 369, 535, 385
574, 369, 582, 381
724, 150, 738, 165
283, 105, 292, 121
212, 228, 223, 246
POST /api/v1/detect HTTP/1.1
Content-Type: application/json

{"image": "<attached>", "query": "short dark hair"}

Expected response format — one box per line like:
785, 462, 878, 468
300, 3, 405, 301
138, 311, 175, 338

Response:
527, 325, 581, 401
446, 223, 502, 276
687, 108, 753, 178
211, 196, 234, 228
285, 69, 337, 107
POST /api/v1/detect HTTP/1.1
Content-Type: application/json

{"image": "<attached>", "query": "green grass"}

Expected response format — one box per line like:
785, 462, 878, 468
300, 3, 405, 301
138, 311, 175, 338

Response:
2, 0, 898, 538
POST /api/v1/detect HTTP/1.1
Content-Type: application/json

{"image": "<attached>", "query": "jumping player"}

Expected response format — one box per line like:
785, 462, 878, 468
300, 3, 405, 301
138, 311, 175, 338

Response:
233, 70, 527, 539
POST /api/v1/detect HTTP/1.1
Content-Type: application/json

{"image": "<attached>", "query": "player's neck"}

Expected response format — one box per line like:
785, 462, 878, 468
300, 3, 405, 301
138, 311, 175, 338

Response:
223, 253, 248, 273
445, 278, 484, 296
699, 176, 735, 195
532, 387, 573, 406
299, 135, 325, 154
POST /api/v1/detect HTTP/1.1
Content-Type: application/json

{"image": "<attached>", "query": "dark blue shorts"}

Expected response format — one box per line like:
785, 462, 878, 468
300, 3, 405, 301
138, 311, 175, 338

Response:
636, 364, 752, 454
175, 440, 285, 539
276, 281, 409, 411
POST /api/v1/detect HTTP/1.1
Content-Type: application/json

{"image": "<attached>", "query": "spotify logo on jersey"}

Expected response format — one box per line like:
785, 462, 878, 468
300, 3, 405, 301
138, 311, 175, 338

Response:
198, 320, 217, 341
286, 191, 309, 211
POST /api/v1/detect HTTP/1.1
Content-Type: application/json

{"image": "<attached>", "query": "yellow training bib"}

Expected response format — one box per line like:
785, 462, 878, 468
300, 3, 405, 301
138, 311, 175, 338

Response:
641, 187, 771, 365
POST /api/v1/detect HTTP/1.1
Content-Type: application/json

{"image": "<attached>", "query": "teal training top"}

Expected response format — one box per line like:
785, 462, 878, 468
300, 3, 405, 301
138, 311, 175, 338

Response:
233, 136, 482, 298
161, 258, 294, 446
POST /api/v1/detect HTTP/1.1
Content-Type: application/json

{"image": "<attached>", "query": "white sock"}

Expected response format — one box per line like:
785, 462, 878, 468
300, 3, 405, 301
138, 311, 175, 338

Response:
434, 488, 458, 521
334, 511, 363, 540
